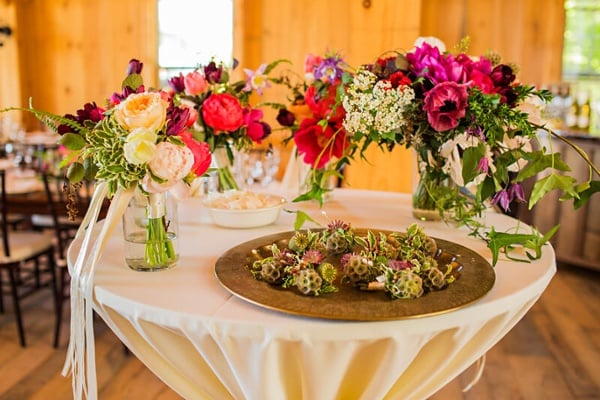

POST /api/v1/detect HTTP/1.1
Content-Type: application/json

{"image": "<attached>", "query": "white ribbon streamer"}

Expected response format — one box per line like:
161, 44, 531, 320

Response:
462, 353, 486, 392
62, 183, 135, 400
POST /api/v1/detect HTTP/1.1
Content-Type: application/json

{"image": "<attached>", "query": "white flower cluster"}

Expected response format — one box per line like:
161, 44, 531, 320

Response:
342, 69, 415, 141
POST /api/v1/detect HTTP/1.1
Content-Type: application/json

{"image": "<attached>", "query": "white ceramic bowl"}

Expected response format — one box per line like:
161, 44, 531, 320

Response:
203, 191, 286, 228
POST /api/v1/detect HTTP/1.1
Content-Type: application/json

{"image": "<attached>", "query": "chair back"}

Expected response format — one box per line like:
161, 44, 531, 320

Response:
0, 170, 10, 258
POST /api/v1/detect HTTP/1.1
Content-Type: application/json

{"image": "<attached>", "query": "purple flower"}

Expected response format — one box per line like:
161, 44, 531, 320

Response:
168, 74, 185, 93
126, 59, 143, 75
76, 102, 105, 123
166, 106, 190, 136
276, 108, 296, 127
204, 61, 223, 84
492, 189, 511, 211
313, 56, 344, 81
466, 123, 485, 140
508, 183, 526, 203
490, 64, 515, 87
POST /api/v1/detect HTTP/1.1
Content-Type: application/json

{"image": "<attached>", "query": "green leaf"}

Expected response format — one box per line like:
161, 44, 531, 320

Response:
122, 73, 143, 90
529, 174, 578, 208
59, 133, 87, 150
66, 162, 85, 183
516, 152, 571, 181
573, 180, 600, 209
263, 58, 291, 74
287, 210, 320, 231
461, 144, 485, 184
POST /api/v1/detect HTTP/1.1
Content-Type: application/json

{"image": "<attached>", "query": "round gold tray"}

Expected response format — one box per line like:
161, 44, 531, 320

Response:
214, 230, 495, 321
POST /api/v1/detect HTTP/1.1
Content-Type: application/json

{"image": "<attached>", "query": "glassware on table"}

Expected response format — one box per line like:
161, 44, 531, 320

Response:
240, 144, 280, 188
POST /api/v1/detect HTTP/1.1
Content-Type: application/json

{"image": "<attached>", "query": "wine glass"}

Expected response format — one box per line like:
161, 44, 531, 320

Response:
241, 144, 281, 188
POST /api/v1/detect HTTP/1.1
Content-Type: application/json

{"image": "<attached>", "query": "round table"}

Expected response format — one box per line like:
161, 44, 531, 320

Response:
74, 188, 556, 400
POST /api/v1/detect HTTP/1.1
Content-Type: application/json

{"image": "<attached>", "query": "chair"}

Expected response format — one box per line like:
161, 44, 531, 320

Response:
0, 169, 59, 347
37, 172, 94, 347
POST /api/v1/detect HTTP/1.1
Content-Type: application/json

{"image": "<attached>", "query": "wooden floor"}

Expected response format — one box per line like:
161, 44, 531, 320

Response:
0, 263, 598, 400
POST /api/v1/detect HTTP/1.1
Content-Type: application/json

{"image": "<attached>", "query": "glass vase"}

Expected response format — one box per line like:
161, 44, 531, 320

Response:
297, 160, 338, 204
411, 152, 454, 221
211, 146, 240, 192
122, 189, 179, 271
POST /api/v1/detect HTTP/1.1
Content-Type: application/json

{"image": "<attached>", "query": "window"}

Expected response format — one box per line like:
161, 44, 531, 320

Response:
563, 0, 600, 79
157, 0, 233, 86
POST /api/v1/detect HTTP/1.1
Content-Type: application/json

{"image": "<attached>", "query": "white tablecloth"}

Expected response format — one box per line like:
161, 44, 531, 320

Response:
77, 188, 555, 400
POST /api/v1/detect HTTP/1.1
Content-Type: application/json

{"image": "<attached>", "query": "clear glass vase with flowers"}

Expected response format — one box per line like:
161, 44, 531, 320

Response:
341, 37, 599, 264
276, 52, 352, 204
167, 58, 287, 192
1, 58, 216, 397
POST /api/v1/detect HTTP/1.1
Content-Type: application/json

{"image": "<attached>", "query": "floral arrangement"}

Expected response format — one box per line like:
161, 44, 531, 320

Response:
167, 58, 287, 190
3, 59, 213, 266
275, 52, 352, 202
278, 38, 599, 265
249, 221, 455, 299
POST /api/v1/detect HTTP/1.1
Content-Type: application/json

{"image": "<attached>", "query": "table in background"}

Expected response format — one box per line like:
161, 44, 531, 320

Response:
73, 188, 556, 400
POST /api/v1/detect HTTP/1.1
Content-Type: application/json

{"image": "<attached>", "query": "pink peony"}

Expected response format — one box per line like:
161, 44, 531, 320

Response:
184, 71, 208, 96
423, 82, 469, 132
201, 93, 244, 133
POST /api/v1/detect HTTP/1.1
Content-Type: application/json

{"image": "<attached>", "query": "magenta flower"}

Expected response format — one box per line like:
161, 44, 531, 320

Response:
477, 157, 490, 175
243, 108, 271, 143
423, 82, 469, 131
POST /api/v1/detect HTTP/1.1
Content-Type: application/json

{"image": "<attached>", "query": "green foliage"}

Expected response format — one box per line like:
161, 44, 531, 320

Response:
486, 225, 559, 265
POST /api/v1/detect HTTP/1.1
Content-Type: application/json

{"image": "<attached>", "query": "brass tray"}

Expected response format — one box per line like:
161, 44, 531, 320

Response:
214, 230, 495, 321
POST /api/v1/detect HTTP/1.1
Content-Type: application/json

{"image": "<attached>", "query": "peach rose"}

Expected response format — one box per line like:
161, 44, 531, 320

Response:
114, 92, 168, 132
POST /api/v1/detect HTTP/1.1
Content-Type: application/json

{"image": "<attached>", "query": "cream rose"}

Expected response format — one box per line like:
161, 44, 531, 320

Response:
148, 141, 194, 184
114, 92, 168, 132
124, 128, 158, 164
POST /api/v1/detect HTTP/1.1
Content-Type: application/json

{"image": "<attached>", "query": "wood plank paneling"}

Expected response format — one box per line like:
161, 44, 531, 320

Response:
13, 0, 158, 130
0, 0, 21, 125
422, 0, 564, 87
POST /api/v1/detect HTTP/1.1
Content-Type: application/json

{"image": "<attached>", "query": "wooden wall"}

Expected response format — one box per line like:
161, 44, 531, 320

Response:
0, 0, 20, 120
6, 0, 158, 130
1, 0, 566, 192
420, 0, 565, 87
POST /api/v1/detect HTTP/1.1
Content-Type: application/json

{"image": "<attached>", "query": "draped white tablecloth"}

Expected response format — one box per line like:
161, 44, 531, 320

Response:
73, 188, 555, 400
